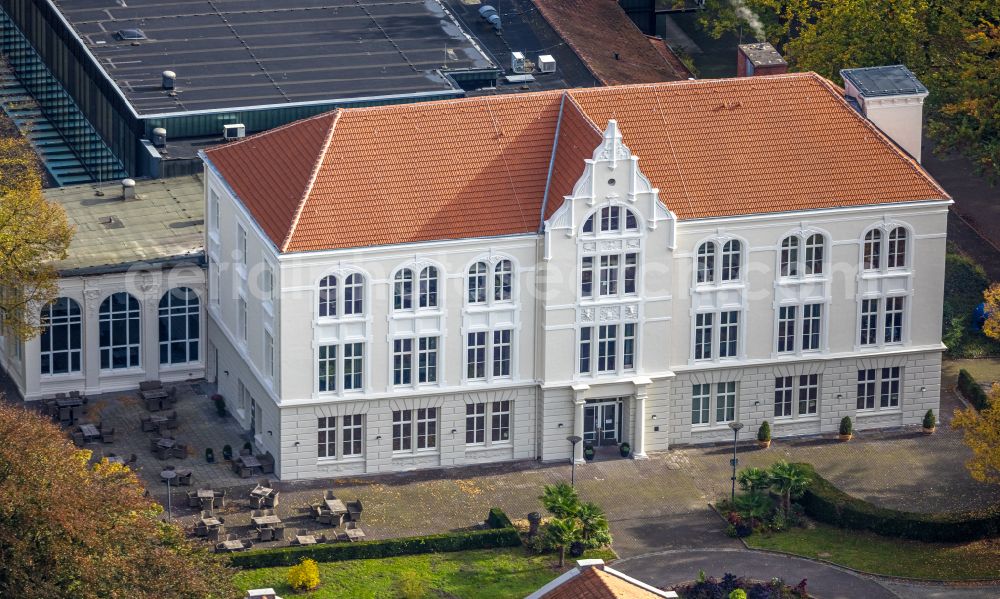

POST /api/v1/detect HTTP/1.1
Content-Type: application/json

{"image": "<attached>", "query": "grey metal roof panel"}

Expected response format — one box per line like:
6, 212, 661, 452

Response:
840, 65, 928, 98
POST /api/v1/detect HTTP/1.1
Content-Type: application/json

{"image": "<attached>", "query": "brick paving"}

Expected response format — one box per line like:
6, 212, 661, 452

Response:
57, 368, 1000, 558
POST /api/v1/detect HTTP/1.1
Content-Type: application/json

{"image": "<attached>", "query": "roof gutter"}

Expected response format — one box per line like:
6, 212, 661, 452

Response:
539, 92, 567, 231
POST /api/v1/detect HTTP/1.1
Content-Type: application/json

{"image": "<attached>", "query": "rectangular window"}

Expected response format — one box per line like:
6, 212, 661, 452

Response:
466, 403, 485, 444
318, 345, 337, 392
695, 313, 713, 360
777, 306, 796, 353
599, 255, 619, 296
210, 190, 220, 232
493, 329, 511, 377
393, 338, 413, 386
238, 297, 247, 342
237, 224, 247, 265
623, 323, 636, 370
262, 263, 274, 302
209, 258, 220, 305
715, 382, 736, 423
467, 332, 487, 379
491, 400, 511, 442
798, 374, 819, 415
392, 409, 412, 452
579, 327, 593, 374
317, 416, 337, 459
692, 383, 710, 425
861, 299, 879, 346
857, 369, 876, 410
417, 407, 437, 449
719, 311, 739, 358
597, 324, 617, 372
343, 343, 363, 390
884, 297, 904, 343
624, 253, 638, 294
774, 376, 793, 418
263, 331, 273, 380
418, 337, 438, 384
581, 257, 594, 298
342, 414, 363, 457
880, 367, 901, 408
802, 304, 822, 351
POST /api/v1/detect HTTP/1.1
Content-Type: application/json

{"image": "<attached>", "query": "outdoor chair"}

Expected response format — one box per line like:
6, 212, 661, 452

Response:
139, 380, 162, 392
273, 526, 286, 541
239, 466, 252, 479
154, 446, 170, 460
258, 478, 271, 488
214, 490, 227, 508
250, 509, 264, 520
347, 499, 363, 522
71, 431, 85, 447
324, 489, 336, 501
69, 390, 80, 399
200, 509, 214, 521
171, 443, 188, 459
177, 471, 193, 486
258, 454, 275, 475
199, 496, 215, 511
195, 523, 209, 537
239, 447, 251, 457
187, 491, 201, 508
101, 428, 115, 443
258, 527, 275, 542
128, 454, 138, 466
140, 417, 157, 432
264, 491, 280, 509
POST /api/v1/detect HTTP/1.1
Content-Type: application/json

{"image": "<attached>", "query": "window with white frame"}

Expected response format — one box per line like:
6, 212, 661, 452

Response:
494, 260, 512, 302
780, 233, 826, 278
238, 296, 247, 343
465, 401, 512, 445
466, 329, 512, 381
344, 273, 364, 315
777, 306, 796, 353
798, 374, 819, 416
392, 408, 439, 453
692, 383, 710, 425
863, 226, 908, 272
393, 336, 439, 387
887, 228, 907, 268
697, 242, 715, 284
857, 367, 902, 410
884, 297, 904, 343
467, 259, 515, 305
860, 299, 879, 345
418, 337, 438, 383
721, 240, 741, 281
237, 224, 247, 266
802, 304, 822, 351
343, 342, 363, 390
317, 342, 364, 393
695, 238, 743, 284
318, 415, 364, 459
467, 263, 487, 304
693, 310, 739, 361
99, 292, 141, 370
690, 382, 738, 426
579, 323, 637, 375
774, 377, 793, 418
317, 416, 337, 458
39, 297, 82, 375
393, 338, 413, 385
774, 375, 819, 418
318, 345, 337, 392
263, 330, 274, 380
863, 229, 882, 271
859, 296, 905, 347
392, 410, 412, 451
417, 407, 437, 449
343, 414, 364, 457
318, 275, 337, 317
715, 382, 737, 423
580, 207, 641, 299
158, 287, 200, 365
317, 272, 365, 318
394, 269, 414, 311
582, 205, 640, 235
623, 323, 636, 370
419, 266, 438, 308
777, 303, 823, 354
209, 190, 220, 233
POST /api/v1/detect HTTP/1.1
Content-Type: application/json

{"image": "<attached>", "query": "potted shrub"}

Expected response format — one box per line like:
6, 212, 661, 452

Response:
205, 447, 215, 463
242, 441, 253, 454
583, 444, 595, 461
756, 420, 771, 449
619, 442, 631, 458
838, 416, 853, 441
222, 444, 233, 461
922, 409, 936, 434
212, 394, 226, 417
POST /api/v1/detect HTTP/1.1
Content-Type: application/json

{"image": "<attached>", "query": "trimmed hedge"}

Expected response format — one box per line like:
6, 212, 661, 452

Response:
230, 509, 520, 569
486, 507, 514, 530
957, 369, 991, 410
796, 463, 1000, 543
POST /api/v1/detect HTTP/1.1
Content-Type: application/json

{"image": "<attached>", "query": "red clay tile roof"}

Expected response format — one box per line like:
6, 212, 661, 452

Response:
532, 0, 688, 86
541, 566, 666, 598
646, 36, 695, 80
204, 73, 949, 254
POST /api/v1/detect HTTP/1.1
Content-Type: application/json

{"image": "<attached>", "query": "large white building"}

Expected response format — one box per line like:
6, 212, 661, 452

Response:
191, 68, 949, 480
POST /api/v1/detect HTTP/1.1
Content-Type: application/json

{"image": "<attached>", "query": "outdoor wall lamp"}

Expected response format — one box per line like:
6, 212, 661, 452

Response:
837, 394, 843, 399
651, 414, 657, 420
451, 429, 457, 434
921, 386, 927, 392
375, 435, 382, 440
294, 441, 300, 447
558, 423, 564, 428
267, 430, 272, 436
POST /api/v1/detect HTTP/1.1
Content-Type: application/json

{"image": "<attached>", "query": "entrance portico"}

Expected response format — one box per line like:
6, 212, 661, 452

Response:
570, 377, 652, 461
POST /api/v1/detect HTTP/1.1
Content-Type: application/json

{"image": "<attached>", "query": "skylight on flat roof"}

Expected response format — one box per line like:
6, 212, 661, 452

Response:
116, 29, 146, 41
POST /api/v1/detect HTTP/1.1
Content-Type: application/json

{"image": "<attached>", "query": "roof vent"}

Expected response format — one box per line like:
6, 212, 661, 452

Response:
116, 29, 146, 41
162, 70, 176, 90
152, 128, 167, 148
121, 178, 136, 200
538, 55, 556, 73
511, 51, 526, 74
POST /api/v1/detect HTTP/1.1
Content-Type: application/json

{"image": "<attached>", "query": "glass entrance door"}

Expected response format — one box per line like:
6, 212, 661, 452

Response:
583, 401, 621, 446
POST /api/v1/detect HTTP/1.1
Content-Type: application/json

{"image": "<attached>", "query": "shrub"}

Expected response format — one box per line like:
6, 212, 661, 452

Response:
923, 409, 936, 429
204, 447, 214, 462
958, 369, 990, 410
242, 441, 253, 453
396, 570, 428, 599
730, 590, 748, 599
222, 444, 233, 461
794, 463, 1000, 542
486, 507, 513, 530
229, 526, 521, 568
287, 558, 320, 591
839, 416, 852, 436
757, 421, 771, 442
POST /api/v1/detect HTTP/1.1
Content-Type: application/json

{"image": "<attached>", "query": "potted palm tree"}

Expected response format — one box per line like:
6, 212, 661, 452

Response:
838, 416, 853, 441
922, 409, 936, 434
756, 421, 771, 449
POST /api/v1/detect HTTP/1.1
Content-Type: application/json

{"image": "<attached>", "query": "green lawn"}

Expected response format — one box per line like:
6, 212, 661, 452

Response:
943, 249, 1000, 358
746, 523, 1000, 580
233, 548, 616, 598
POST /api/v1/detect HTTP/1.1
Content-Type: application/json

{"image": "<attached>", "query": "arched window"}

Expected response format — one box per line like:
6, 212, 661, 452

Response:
468, 262, 487, 304
344, 273, 364, 315
39, 297, 81, 375
99, 292, 140, 370
494, 260, 513, 302
805, 234, 824, 275
419, 266, 438, 308
582, 206, 639, 235
887, 227, 907, 268
159, 287, 199, 365
394, 269, 414, 311
696, 242, 716, 284
318, 275, 337, 317
780, 236, 800, 277
721, 240, 741, 282
863, 229, 882, 271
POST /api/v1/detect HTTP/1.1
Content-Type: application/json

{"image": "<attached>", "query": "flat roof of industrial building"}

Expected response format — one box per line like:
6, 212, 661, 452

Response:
52, 0, 497, 116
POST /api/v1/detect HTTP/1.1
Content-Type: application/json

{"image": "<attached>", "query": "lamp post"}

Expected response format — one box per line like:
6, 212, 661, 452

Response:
728, 421, 744, 502
160, 469, 177, 522
567, 435, 582, 487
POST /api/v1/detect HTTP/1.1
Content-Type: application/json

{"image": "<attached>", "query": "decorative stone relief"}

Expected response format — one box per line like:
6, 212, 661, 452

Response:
83, 289, 102, 319
599, 240, 623, 252
598, 306, 620, 321
623, 304, 639, 320
582, 242, 597, 253
580, 308, 595, 323
625, 238, 641, 249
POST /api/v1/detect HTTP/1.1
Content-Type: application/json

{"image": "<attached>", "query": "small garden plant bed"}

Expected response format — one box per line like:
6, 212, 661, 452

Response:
671, 572, 810, 598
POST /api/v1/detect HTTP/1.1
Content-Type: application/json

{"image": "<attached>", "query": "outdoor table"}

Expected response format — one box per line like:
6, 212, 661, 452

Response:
79, 423, 100, 441
251, 514, 282, 527
250, 485, 273, 498
345, 528, 366, 542
106, 456, 125, 465
55, 397, 83, 408
200, 516, 222, 528
156, 438, 176, 449
175, 468, 192, 477
220, 540, 244, 552
324, 498, 347, 515
142, 389, 169, 400
197, 489, 215, 499
239, 455, 261, 469
295, 535, 317, 545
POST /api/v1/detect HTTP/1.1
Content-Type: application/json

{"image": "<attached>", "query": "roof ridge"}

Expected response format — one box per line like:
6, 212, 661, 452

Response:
204, 110, 336, 155
807, 72, 950, 200
281, 110, 342, 252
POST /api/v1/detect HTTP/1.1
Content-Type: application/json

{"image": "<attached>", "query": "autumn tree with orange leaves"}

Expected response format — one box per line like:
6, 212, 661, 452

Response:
953, 383, 1000, 485
0, 403, 234, 598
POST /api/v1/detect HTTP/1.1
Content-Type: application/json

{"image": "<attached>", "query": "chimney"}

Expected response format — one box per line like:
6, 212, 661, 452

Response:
152, 127, 167, 148
121, 178, 136, 200
737, 42, 787, 77
576, 559, 606, 570
841, 65, 929, 162
162, 70, 176, 90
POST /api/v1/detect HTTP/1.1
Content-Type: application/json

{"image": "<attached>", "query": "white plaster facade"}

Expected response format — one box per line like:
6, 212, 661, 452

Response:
203, 120, 948, 480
